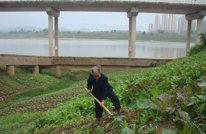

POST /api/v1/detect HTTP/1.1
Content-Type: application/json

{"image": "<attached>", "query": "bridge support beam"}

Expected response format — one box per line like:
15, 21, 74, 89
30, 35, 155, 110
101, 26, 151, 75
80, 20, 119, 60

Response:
186, 10, 206, 51
196, 18, 202, 44
33, 65, 39, 74
186, 20, 192, 55
127, 7, 138, 58
6, 65, 15, 76
48, 14, 53, 56
56, 65, 61, 77
46, 7, 60, 56
55, 16, 59, 56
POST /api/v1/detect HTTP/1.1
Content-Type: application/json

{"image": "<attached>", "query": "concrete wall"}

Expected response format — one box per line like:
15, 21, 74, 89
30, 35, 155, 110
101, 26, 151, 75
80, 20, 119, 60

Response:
0, 54, 173, 66
0, 54, 173, 76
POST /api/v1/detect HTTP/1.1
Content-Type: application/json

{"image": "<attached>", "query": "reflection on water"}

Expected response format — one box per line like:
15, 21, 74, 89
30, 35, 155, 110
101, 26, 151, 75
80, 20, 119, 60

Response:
152, 47, 186, 58
0, 39, 195, 58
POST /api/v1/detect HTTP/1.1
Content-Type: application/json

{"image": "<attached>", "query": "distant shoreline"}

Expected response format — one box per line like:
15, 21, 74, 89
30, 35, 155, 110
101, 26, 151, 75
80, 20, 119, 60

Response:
0, 37, 189, 43
0, 32, 196, 43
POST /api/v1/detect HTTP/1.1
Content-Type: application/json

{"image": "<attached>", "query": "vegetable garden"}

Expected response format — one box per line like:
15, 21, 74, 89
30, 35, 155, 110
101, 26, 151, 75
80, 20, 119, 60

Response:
0, 34, 206, 134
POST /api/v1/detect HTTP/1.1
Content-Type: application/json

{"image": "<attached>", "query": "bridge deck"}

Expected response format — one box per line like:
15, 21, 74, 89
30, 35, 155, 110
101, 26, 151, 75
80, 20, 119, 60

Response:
0, 0, 206, 14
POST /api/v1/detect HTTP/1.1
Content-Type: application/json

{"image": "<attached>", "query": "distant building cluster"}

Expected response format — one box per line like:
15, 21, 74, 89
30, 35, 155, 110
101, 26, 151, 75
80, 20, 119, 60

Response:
149, 14, 206, 34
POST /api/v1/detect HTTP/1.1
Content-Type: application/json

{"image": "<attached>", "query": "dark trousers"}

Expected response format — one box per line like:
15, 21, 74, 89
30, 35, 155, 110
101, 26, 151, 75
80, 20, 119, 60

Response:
95, 93, 121, 118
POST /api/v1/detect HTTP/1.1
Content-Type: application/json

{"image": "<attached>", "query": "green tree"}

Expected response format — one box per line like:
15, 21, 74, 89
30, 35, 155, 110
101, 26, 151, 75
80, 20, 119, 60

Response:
150, 32, 154, 36
20, 28, 24, 33
43, 28, 48, 34
158, 30, 164, 34
142, 31, 146, 35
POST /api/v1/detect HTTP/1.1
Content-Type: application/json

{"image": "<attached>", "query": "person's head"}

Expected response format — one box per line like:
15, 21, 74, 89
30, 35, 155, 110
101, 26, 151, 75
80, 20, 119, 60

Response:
92, 66, 101, 81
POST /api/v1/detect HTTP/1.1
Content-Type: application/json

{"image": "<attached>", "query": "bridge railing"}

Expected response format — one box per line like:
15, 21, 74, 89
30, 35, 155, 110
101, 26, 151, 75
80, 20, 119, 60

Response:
0, 0, 206, 4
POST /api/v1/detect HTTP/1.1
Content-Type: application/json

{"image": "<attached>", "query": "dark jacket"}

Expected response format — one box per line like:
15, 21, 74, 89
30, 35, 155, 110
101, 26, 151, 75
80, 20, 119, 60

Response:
87, 73, 114, 100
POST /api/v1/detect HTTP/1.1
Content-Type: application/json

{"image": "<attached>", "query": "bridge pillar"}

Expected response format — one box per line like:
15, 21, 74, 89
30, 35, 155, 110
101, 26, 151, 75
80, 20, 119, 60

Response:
186, 20, 192, 55
6, 65, 15, 76
33, 65, 39, 74
186, 10, 206, 50
55, 16, 59, 56
196, 18, 203, 44
48, 14, 53, 56
46, 7, 60, 56
56, 65, 61, 77
127, 7, 138, 58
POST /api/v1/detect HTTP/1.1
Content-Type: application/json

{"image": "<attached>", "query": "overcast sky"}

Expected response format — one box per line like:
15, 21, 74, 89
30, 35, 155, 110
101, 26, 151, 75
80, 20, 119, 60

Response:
0, 11, 184, 32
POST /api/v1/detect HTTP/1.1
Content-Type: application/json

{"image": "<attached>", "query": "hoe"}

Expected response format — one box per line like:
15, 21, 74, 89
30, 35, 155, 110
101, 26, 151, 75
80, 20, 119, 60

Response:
84, 88, 113, 116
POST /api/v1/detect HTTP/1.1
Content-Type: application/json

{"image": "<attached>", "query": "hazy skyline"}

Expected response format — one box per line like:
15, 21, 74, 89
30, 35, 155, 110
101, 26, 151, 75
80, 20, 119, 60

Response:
0, 11, 184, 32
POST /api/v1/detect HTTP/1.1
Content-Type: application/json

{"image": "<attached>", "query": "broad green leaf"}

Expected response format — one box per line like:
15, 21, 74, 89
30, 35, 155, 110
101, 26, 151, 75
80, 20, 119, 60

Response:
162, 129, 178, 134
111, 121, 122, 130
164, 107, 176, 114
141, 80, 153, 88
95, 126, 105, 133
136, 99, 150, 109
157, 94, 170, 106
149, 89, 162, 97
139, 90, 151, 99
204, 66, 206, 71
151, 96, 157, 101
129, 100, 138, 108
182, 123, 191, 134
186, 85, 193, 93
148, 101, 163, 111
161, 102, 168, 109
81, 123, 92, 131
169, 94, 177, 107
195, 71, 201, 78
117, 115, 124, 121
172, 76, 179, 80
173, 119, 186, 130
121, 127, 134, 134
198, 82, 206, 89
122, 120, 128, 128
177, 110, 191, 122
177, 92, 184, 101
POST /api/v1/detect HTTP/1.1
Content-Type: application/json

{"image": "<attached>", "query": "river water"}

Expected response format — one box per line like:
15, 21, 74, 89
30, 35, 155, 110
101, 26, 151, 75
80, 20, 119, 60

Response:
0, 39, 195, 58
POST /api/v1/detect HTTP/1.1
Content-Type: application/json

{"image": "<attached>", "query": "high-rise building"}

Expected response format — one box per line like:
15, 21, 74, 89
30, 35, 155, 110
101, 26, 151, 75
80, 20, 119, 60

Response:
178, 16, 187, 34
168, 14, 177, 33
162, 14, 168, 31
155, 15, 161, 32
149, 24, 155, 32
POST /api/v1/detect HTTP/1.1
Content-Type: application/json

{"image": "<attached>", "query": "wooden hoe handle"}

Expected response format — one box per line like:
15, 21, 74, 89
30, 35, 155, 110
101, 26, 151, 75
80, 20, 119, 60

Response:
84, 88, 113, 116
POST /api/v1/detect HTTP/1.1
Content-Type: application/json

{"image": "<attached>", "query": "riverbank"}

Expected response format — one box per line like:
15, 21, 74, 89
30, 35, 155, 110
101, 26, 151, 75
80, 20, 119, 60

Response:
0, 32, 196, 43
0, 37, 190, 43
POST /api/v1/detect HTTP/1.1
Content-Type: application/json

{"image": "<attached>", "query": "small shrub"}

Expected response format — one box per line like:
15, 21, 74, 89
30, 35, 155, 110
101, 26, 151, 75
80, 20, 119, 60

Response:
189, 33, 206, 56
188, 43, 206, 56
200, 33, 206, 45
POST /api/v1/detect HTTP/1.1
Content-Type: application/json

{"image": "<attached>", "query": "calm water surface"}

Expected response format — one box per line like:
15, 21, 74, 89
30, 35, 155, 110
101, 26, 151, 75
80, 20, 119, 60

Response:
0, 39, 195, 58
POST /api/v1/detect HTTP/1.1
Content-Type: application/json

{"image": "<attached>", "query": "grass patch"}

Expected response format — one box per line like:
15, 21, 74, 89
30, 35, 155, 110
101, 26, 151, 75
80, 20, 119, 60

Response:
12, 80, 79, 104
0, 67, 89, 109
0, 112, 43, 134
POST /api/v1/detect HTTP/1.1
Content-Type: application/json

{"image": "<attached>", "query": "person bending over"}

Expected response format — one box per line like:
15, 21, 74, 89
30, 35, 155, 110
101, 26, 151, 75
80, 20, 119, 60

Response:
86, 66, 121, 122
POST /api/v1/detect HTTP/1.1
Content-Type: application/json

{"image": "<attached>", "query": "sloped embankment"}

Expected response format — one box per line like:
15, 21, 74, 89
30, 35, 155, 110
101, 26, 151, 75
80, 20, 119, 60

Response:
26, 49, 206, 133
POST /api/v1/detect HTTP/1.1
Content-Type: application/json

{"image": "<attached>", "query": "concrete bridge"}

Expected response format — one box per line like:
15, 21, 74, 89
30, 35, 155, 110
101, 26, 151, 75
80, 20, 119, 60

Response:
0, 54, 173, 77
0, 0, 206, 57
0, 0, 205, 76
